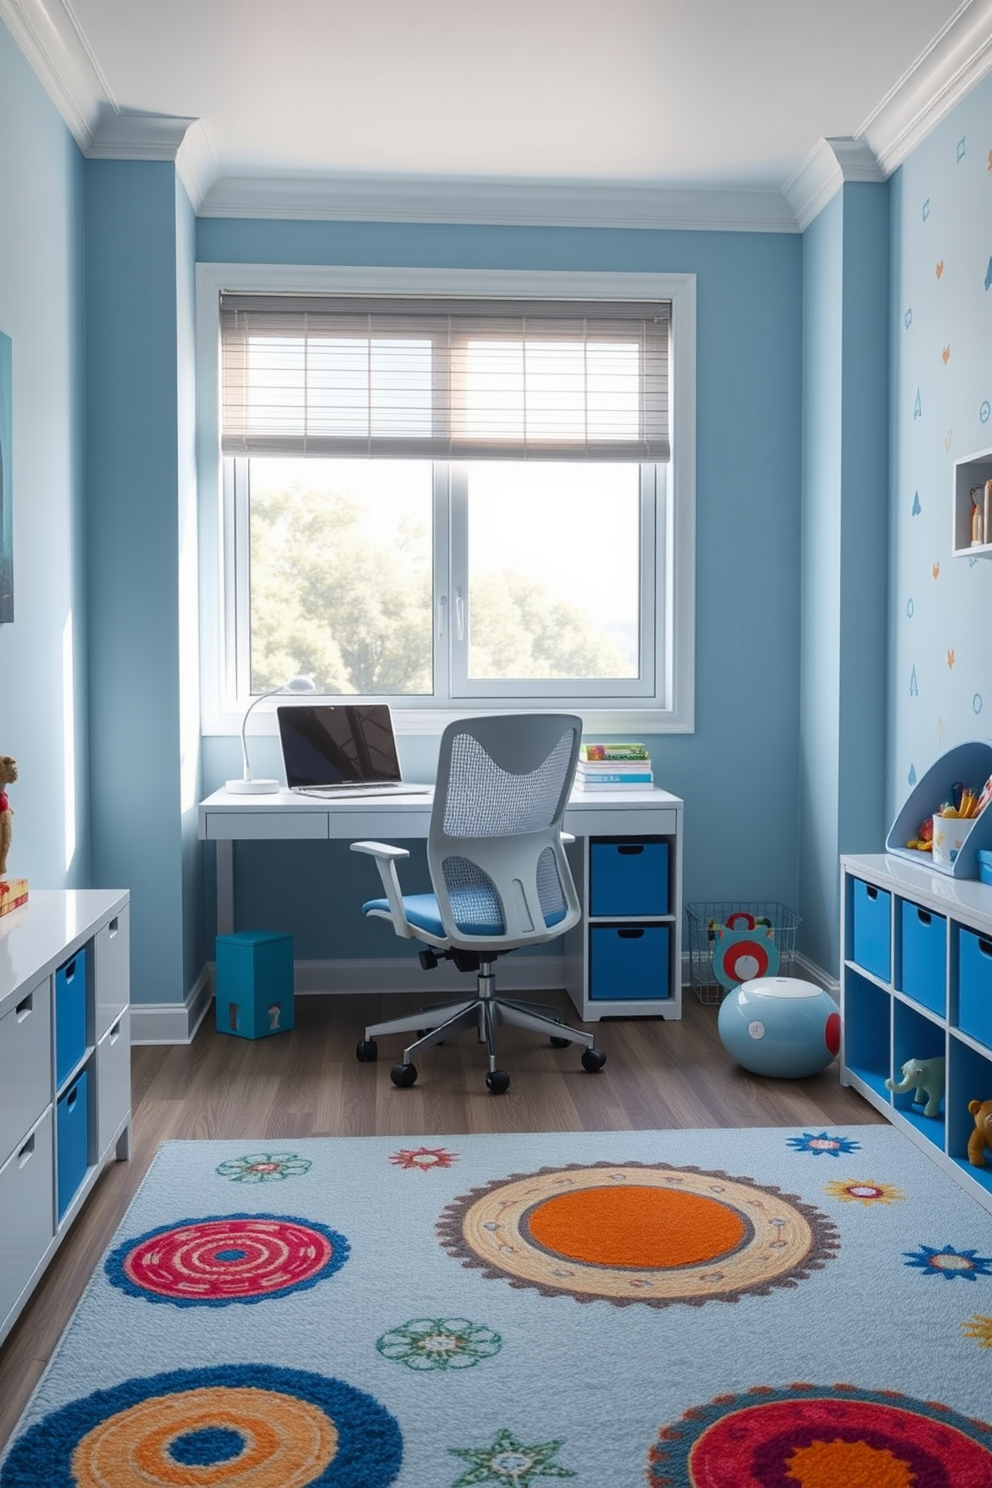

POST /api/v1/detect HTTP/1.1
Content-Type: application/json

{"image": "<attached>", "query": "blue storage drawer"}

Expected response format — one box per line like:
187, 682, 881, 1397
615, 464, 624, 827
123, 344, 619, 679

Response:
55, 945, 88, 1088
898, 901, 946, 1016
57, 1068, 89, 1219
589, 839, 669, 918
959, 928, 992, 1047
850, 880, 891, 981
589, 924, 670, 1001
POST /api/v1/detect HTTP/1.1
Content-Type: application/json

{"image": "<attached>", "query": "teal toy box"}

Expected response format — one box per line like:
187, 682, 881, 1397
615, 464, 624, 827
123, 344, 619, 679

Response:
215, 931, 294, 1039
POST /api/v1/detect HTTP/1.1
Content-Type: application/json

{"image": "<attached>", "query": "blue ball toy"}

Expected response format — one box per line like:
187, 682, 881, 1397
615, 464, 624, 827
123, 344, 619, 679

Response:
717, 976, 841, 1078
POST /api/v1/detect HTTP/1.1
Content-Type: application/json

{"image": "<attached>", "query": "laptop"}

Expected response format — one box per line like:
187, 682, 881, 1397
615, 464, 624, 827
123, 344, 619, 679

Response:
276, 703, 431, 798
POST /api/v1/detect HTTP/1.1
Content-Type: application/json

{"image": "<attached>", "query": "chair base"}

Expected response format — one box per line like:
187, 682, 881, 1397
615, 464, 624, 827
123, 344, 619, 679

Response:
358, 960, 606, 1092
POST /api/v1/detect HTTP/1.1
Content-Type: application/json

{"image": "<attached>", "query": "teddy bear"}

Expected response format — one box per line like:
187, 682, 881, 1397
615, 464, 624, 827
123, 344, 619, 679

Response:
0, 755, 16, 879
885, 1055, 945, 1118
968, 1099, 992, 1168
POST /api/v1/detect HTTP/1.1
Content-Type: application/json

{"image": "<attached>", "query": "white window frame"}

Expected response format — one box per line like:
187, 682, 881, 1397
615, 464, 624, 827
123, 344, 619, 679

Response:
196, 263, 696, 738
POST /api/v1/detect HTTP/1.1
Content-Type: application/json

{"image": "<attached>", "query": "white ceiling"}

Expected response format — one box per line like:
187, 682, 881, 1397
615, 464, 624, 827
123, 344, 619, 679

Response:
4, 0, 992, 229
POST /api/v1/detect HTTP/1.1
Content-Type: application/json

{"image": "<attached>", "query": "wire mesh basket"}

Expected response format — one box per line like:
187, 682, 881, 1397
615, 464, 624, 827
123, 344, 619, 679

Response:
685, 901, 802, 1004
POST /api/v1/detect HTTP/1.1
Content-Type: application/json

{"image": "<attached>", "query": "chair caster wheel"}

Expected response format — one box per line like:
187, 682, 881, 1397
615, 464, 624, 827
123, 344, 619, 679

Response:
485, 1069, 511, 1094
391, 1062, 418, 1088
550, 1035, 571, 1048
356, 1039, 378, 1062
581, 1048, 607, 1072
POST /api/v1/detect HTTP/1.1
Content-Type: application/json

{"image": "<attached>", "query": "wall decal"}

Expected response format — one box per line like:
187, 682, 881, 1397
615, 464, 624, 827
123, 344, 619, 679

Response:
909, 764, 918, 786
938, 717, 946, 740
957, 137, 966, 162
942, 344, 951, 363
936, 261, 945, 279
932, 562, 941, 580
985, 257, 992, 291
912, 492, 922, 515
945, 429, 954, 451
911, 665, 919, 697
975, 694, 984, 715
923, 198, 931, 221
948, 650, 956, 669
981, 401, 990, 423
914, 388, 922, 418
904, 308, 913, 329
907, 597, 915, 617
0, 329, 11, 624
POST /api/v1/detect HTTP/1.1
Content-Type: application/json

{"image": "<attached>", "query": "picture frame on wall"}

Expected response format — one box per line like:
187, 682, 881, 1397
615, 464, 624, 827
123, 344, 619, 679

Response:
0, 328, 11, 623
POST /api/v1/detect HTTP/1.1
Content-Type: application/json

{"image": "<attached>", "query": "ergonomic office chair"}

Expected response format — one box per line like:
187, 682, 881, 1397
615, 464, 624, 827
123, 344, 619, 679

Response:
350, 712, 607, 1093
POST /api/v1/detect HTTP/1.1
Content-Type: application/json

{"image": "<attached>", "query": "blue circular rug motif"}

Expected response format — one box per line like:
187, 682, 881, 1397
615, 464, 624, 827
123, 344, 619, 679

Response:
0, 1364, 403, 1488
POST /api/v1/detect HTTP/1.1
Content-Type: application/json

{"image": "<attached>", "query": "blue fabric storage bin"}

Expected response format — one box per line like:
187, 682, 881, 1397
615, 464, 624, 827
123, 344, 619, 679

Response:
851, 880, 891, 981
589, 924, 669, 1001
959, 927, 992, 1046
55, 945, 88, 1088
589, 839, 669, 918
898, 901, 946, 1016
216, 931, 295, 1039
57, 1068, 89, 1219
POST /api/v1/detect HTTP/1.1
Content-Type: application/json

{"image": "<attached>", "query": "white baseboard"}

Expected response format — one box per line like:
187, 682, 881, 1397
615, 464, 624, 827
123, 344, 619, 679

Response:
131, 950, 837, 1044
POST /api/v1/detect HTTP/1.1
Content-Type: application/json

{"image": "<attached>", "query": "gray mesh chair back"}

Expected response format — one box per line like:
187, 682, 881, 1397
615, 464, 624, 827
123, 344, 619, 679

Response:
429, 713, 582, 950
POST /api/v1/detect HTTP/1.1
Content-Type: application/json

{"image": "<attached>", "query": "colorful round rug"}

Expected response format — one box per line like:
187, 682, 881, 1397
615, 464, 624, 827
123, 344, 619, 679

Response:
436, 1161, 838, 1306
647, 1382, 992, 1486
105, 1215, 349, 1306
0, 1365, 402, 1488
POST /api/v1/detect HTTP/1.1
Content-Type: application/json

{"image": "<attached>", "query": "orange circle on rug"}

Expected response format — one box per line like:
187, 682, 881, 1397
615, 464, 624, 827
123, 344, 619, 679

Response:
526, 1186, 747, 1269
437, 1161, 839, 1308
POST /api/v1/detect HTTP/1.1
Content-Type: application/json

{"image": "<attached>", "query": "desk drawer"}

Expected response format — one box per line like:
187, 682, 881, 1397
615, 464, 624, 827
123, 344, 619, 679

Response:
590, 839, 669, 917
589, 925, 670, 1001
206, 812, 329, 840
0, 977, 51, 1166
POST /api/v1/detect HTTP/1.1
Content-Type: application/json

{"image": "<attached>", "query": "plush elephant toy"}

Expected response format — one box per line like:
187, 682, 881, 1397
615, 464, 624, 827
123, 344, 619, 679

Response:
885, 1055, 946, 1118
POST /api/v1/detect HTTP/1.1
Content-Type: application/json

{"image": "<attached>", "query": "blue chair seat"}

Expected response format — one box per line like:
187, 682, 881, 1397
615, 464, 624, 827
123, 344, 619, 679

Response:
362, 891, 567, 940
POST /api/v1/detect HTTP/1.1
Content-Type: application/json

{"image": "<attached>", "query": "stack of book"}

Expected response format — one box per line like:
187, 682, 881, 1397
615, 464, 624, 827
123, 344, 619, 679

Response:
574, 742, 653, 791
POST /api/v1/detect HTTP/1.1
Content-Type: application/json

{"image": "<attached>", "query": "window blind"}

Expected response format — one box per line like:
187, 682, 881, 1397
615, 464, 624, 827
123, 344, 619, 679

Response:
220, 294, 670, 461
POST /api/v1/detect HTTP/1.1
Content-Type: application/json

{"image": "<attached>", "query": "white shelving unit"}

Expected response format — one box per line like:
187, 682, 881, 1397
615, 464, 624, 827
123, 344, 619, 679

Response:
563, 788, 683, 1022
840, 852, 992, 1217
952, 444, 992, 557
0, 888, 131, 1347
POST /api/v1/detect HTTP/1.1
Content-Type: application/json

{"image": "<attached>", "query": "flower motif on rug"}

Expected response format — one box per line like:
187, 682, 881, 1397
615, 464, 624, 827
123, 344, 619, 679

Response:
0, 1364, 403, 1488
902, 1243, 992, 1280
215, 1151, 313, 1182
389, 1145, 459, 1172
823, 1178, 905, 1206
646, 1382, 992, 1486
448, 1428, 575, 1486
963, 1314, 992, 1348
786, 1131, 862, 1157
437, 1162, 839, 1308
376, 1317, 502, 1371
105, 1214, 350, 1306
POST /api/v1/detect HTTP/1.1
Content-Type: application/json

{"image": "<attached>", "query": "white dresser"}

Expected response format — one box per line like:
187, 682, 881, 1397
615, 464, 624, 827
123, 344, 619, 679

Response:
0, 889, 130, 1347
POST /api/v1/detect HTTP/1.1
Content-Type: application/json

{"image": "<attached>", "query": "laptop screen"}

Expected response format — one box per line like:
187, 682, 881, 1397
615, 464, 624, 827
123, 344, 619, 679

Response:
277, 704, 404, 789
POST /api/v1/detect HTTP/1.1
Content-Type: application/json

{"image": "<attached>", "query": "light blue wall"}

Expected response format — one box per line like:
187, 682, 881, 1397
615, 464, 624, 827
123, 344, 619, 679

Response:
888, 75, 992, 823
0, 24, 89, 889
198, 220, 805, 958
85, 161, 202, 1004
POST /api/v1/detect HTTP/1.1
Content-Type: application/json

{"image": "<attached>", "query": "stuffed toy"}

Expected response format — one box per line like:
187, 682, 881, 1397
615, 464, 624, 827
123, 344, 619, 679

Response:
967, 1099, 992, 1168
885, 1055, 945, 1118
0, 755, 15, 879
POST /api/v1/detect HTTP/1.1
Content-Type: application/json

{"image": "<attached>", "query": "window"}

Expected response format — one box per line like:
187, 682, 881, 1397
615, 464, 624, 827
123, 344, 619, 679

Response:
198, 267, 695, 734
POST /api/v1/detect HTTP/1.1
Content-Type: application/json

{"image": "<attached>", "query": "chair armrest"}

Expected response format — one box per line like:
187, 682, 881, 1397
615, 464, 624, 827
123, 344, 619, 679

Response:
561, 832, 576, 845
349, 840, 413, 937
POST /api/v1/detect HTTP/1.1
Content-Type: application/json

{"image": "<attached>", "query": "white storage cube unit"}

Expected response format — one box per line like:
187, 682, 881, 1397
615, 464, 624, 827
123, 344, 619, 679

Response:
0, 889, 131, 1347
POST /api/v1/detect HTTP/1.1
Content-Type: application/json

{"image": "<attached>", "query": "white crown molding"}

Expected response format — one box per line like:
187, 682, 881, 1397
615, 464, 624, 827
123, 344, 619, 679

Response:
5, 0, 992, 232
784, 137, 885, 233
197, 173, 800, 232
861, 0, 992, 176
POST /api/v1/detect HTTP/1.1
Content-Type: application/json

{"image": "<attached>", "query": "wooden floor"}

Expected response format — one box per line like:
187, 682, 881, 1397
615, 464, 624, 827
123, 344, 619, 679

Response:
0, 987, 882, 1450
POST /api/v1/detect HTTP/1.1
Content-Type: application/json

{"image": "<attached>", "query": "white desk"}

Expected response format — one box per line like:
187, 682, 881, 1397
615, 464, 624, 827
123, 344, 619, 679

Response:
198, 785, 683, 1020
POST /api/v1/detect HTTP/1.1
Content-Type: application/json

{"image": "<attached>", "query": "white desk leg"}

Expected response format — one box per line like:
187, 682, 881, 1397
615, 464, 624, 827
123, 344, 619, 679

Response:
216, 840, 234, 936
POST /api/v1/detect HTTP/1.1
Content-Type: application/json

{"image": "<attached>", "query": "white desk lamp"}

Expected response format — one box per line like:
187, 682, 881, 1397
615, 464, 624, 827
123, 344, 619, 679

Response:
226, 675, 316, 794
